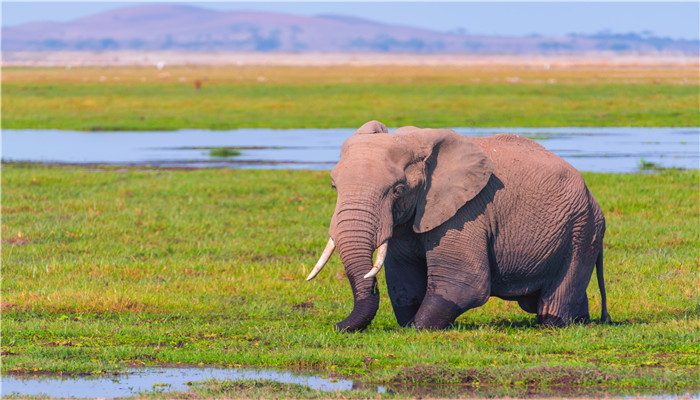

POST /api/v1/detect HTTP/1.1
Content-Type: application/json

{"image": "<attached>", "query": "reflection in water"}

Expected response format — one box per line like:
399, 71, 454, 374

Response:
2, 367, 358, 398
2, 127, 698, 173
3, 367, 698, 399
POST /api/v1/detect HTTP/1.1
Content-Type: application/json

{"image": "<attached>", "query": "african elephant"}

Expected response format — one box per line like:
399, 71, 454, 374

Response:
307, 121, 611, 332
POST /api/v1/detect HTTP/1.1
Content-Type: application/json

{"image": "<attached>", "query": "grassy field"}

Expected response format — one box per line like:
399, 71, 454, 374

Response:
2, 164, 698, 397
2, 65, 698, 130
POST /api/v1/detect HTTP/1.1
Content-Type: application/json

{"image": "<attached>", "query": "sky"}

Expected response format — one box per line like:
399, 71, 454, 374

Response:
2, 1, 699, 40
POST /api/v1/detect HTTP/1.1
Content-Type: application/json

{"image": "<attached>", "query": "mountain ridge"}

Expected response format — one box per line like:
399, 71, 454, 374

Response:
3, 4, 697, 54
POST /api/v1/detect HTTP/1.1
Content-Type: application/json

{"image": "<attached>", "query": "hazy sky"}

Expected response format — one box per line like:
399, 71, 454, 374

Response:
2, 1, 699, 40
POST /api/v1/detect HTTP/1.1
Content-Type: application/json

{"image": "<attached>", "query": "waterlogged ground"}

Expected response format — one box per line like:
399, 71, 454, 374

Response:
4, 367, 699, 399
2, 166, 698, 399
2, 127, 698, 172
2, 367, 361, 398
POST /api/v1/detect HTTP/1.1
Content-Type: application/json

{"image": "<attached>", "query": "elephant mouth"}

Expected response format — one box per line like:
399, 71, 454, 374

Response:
306, 238, 388, 282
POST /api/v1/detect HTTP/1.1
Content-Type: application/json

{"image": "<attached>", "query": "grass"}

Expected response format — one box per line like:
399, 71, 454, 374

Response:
165, 379, 382, 399
2, 66, 698, 130
639, 158, 670, 172
2, 163, 698, 396
208, 148, 242, 158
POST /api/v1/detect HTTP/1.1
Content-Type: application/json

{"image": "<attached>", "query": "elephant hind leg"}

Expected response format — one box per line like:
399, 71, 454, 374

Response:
537, 279, 592, 327
536, 215, 601, 328
537, 258, 595, 327
537, 310, 590, 327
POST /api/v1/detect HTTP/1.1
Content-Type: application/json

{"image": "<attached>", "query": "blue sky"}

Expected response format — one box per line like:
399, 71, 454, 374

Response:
2, 1, 699, 40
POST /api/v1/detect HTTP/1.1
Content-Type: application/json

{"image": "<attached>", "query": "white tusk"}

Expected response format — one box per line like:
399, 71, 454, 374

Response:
364, 242, 388, 279
306, 238, 335, 281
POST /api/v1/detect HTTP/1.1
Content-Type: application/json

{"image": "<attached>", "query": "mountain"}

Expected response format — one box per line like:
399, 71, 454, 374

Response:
3, 4, 697, 54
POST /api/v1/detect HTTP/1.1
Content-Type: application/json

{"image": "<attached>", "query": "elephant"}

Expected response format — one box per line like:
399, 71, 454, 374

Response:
307, 121, 611, 332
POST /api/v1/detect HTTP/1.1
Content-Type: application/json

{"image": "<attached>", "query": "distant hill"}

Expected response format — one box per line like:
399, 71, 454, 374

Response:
3, 4, 698, 54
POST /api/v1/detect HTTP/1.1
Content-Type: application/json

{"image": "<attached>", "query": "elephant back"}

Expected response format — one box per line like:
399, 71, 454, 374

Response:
472, 134, 581, 186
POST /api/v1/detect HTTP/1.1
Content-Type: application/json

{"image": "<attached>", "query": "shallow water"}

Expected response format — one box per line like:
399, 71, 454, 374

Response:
2, 127, 698, 172
1, 367, 378, 398
3, 367, 699, 399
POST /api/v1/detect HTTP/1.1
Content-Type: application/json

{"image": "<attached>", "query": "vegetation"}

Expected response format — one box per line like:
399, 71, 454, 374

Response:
2, 164, 698, 397
182, 379, 381, 399
145, 376, 695, 400
208, 148, 242, 158
2, 62, 698, 397
2, 65, 698, 130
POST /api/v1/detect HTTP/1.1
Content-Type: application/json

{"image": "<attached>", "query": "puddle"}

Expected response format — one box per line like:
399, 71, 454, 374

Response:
1, 127, 698, 172
3, 367, 698, 399
1, 367, 379, 398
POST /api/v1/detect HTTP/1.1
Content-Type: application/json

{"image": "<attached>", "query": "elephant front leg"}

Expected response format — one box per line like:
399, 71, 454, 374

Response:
385, 241, 428, 327
413, 247, 491, 330
412, 292, 464, 329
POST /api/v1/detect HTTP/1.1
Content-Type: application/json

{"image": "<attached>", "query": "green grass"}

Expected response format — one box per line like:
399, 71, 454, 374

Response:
2, 66, 698, 130
208, 148, 242, 158
2, 164, 698, 396
173, 379, 382, 399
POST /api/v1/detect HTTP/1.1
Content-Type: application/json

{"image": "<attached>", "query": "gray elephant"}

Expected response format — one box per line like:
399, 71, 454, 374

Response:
307, 121, 611, 332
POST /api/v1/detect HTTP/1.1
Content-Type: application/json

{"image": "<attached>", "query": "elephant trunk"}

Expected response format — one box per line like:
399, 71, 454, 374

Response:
332, 205, 383, 332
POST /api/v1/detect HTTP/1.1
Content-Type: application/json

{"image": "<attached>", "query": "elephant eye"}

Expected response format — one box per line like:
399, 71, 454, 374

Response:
330, 183, 337, 190
393, 184, 407, 196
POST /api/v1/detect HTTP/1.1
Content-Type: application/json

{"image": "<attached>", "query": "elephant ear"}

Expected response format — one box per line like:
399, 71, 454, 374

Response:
354, 120, 388, 135
410, 129, 494, 233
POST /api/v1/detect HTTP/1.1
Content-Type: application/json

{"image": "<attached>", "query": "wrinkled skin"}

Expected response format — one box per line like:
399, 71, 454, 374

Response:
316, 120, 610, 332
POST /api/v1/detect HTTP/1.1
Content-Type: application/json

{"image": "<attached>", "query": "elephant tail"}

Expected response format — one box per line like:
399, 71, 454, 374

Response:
596, 249, 612, 324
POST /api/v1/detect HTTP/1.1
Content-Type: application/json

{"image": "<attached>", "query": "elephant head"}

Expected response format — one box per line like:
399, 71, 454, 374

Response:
307, 121, 495, 332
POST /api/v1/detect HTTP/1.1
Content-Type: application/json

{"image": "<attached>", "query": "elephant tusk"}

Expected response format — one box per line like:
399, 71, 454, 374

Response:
306, 238, 335, 281
364, 242, 388, 279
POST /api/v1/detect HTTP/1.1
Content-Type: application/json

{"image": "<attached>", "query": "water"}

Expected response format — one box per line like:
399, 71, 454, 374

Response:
3, 367, 698, 399
1, 367, 381, 398
2, 127, 698, 172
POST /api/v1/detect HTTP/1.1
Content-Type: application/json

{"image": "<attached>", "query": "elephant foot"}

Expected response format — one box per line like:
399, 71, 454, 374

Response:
334, 296, 380, 332
573, 314, 591, 324
536, 314, 567, 328
537, 313, 590, 328
413, 295, 462, 330
392, 304, 421, 327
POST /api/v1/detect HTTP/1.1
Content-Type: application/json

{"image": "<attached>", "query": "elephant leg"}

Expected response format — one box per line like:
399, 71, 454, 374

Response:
413, 233, 491, 330
517, 294, 539, 314
385, 237, 427, 327
537, 247, 596, 327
